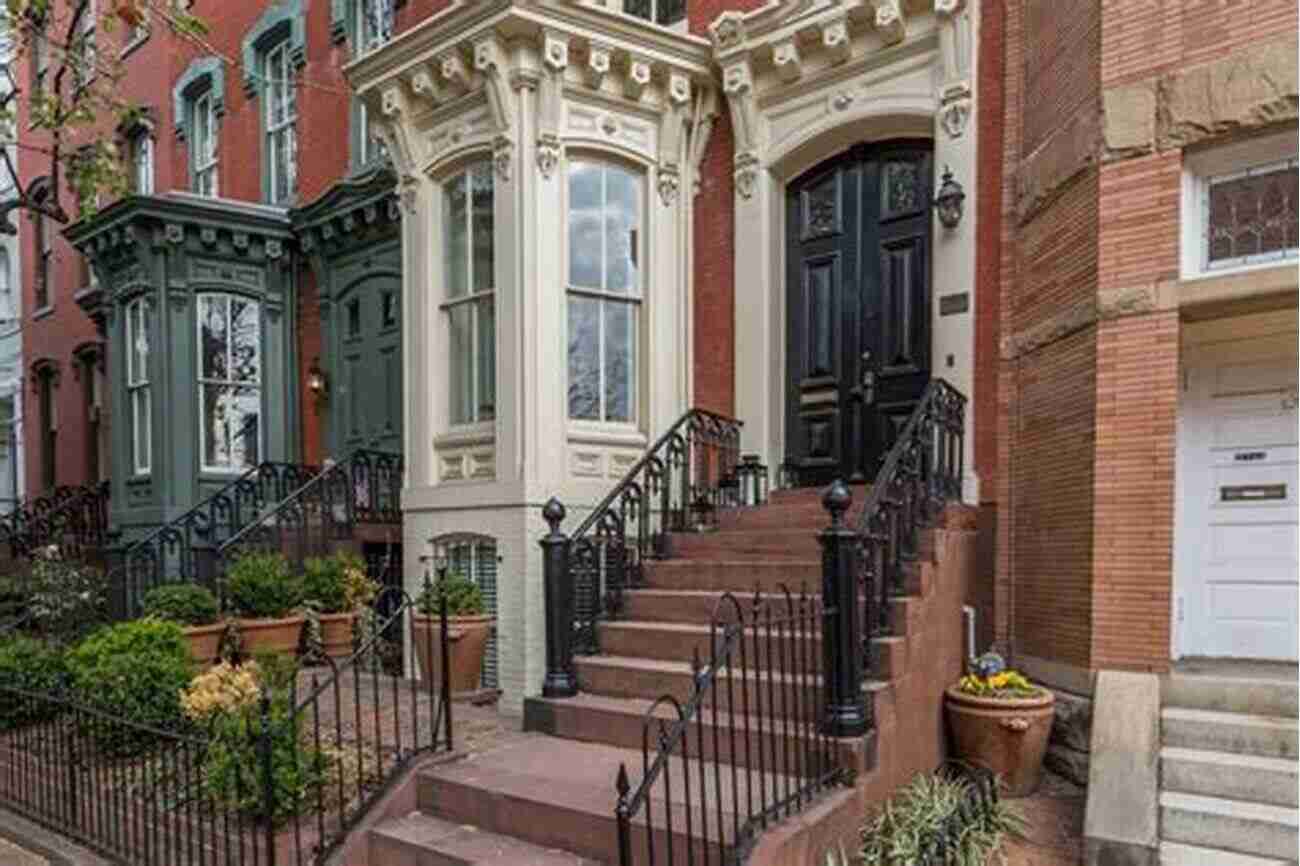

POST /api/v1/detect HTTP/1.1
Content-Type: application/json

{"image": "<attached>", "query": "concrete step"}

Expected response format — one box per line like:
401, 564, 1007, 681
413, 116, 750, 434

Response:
1161, 707, 1298, 759
370, 812, 599, 865
1161, 746, 1299, 808
416, 735, 778, 863
522, 692, 874, 775
717, 504, 836, 531
1159, 841, 1294, 866
1163, 671, 1299, 718
642, 560, 821, 593
596, 620, 823, 671
1159, 791, 1298, 860
620, 588, 918, 631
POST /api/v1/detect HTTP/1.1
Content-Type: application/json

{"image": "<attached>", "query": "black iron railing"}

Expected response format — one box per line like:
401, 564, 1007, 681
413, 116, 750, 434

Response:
855, 379, 966, 661
612, 587, 850, 865
0, 482, 110, 561
0, 583, 452, 866
218, 450, 402, 581
107, 462, 319, 620
541, 409, 751, 684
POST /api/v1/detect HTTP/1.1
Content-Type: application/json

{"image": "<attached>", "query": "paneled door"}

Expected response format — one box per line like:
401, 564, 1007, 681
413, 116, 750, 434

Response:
784, 141, 933, 487
334, 275, 403, 455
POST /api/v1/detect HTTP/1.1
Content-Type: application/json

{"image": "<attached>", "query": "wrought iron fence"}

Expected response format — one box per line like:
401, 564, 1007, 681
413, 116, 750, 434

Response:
0, 485, 81, 559
218, 451, 401, 583
613, 588, 850, 866
855, 379, 966, 666
0, 482, 110, 561
107, 462, 318, 620
0, 583, 452, 866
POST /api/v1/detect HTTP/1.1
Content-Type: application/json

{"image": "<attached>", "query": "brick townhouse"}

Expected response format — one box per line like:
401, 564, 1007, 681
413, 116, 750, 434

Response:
13, 0, 1298, 712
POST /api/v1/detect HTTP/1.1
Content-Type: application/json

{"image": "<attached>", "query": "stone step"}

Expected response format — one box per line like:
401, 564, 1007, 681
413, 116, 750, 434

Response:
1163, 671, 1299, 718
1159, 840, 1294, 866
523, 693, 874, 775
1159, 791, 1299, 861
370, 812, 600, 865
668, 529, 822, 560
574, 655, 827, 721
717, 504, 836, 531
642, 560, 821, 593
596, 620, 823, 670
620, 588, 919, 631
417, 735, 784, 863
1161, 746, 1299, 808
1161, 707, 1298, 759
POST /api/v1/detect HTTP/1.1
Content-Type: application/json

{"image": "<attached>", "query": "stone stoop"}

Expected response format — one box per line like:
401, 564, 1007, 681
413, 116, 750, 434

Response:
1157, 670, 1300, 865
363, 492, 977, 865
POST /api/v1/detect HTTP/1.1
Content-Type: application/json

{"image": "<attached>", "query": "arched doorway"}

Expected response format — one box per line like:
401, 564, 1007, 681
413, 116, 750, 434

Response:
783, 140, 933, 486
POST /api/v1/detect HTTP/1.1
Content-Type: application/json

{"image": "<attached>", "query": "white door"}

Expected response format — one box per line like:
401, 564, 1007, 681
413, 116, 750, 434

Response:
1177, 331, 1299, 661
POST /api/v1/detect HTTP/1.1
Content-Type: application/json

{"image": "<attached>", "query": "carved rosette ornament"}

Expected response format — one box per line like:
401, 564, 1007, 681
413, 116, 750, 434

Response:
939, 81, 972, 138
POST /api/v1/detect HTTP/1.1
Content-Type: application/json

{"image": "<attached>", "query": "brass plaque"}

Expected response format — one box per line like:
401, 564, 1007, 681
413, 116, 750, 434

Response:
1221, 484, 1287, 502
939, 292, 969, 316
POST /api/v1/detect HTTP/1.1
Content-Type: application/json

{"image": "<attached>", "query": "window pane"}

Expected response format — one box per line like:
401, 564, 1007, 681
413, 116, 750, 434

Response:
567, 296, 600, 420
604, 301, 635, 423
199, 295, 228, 380
471, 163, 495, 293
230, 299, 260, 383
449, 303, 474, 424
568, 162, 603, 288
477, 298, 495, 421
203, 384, 260, 469
606, 166, 639, 295
1207, 162, 1299, 266
134, 389, 150, 472
445, 172, 468, 298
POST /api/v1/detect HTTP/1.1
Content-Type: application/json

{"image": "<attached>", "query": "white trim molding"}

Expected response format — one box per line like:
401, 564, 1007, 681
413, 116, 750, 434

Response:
709, 0, 981, 502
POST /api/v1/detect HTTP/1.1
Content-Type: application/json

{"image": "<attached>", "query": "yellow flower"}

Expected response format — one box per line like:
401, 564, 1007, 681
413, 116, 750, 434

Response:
180, 661, 262, 722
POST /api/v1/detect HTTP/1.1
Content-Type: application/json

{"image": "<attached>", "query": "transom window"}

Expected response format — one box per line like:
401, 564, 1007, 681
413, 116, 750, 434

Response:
126, 298, 151, 474
1202, 158, 1298, 272
443, 162, 496, 427
567, 159, 642, 424
191, 91, 219, 196
198, 294, 262, 473
623, 0, 687, 26
264, 41, 297, 204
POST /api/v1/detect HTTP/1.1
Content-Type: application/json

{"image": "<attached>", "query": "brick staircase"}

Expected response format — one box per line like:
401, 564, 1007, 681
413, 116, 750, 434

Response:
365, 484, 975, 865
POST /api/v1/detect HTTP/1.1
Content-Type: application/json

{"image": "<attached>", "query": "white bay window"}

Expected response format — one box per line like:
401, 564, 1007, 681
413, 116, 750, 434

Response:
567, 159, 641, 425
443, 162, 496, 426
198, 294, 262, 472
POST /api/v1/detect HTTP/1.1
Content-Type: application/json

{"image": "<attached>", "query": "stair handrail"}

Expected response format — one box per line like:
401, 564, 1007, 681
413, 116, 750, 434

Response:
611, 587, 849, 866
217, 448, 403, 576
540, 408, 753, 683
853, 377, 966, 661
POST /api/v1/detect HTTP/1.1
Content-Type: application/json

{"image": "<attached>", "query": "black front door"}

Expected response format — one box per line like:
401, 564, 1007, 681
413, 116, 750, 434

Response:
784, 141, 933, 487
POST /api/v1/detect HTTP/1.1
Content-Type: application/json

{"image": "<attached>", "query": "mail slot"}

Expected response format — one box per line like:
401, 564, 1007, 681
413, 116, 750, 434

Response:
1221, 484, 1287, 502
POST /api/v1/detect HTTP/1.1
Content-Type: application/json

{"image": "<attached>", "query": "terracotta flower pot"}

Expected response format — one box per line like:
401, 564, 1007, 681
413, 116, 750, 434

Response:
317, 612, 355, 660
944, 685, 1055, 797
237, 616, 306, 657
411, 613, 492, 696
183, 622, 227, 667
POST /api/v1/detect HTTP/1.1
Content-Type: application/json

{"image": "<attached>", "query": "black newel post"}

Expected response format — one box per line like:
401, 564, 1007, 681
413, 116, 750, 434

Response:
541, 497, 578, 698
820, 479, 867, 737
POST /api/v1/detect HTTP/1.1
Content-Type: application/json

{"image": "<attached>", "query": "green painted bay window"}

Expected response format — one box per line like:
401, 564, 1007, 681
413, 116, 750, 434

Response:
442, 161, 495, 426
198, 293, 262, 473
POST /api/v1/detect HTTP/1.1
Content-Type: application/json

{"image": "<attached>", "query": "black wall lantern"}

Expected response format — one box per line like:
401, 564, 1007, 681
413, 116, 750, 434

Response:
933, 165, 966, 229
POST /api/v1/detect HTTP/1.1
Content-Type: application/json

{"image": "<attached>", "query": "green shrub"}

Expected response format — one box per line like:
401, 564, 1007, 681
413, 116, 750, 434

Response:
300, 557, 347, 614
416, 572, 485, 617
141, 583, 221, 626
860, 772, 1024, 866
225, 553, 301, 619
25, 549, 107, 643
67, 618, 194, 754
0, 636, 70, 730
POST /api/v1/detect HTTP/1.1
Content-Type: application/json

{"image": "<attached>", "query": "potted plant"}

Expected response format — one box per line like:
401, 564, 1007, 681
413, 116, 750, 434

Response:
224, 553, 304, 656
860, 770, 1023, 865
944, 652, 1055, 797
301, 552, 378, 659
412, 573, 492, 696
140, 583, 225, 666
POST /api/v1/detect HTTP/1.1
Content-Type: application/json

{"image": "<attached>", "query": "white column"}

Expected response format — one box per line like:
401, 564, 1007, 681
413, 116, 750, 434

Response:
733, 169, 780, 468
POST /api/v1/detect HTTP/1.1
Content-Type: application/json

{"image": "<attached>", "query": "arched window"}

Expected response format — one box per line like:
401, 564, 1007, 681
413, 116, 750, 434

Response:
567, 158, 642, 424
443, 161, 496, 426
